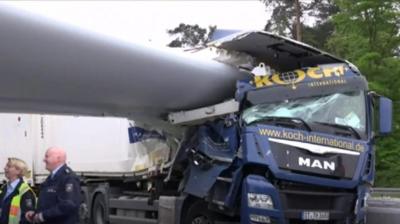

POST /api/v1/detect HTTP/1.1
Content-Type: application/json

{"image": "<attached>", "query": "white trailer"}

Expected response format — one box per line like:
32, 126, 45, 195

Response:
0, 113, 179, 223
0, 114, 133, 182
2, 113, 177, 179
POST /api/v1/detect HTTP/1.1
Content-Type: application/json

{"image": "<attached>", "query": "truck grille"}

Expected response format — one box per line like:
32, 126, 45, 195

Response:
270, 142, 358, 179
277, 182, 356, 222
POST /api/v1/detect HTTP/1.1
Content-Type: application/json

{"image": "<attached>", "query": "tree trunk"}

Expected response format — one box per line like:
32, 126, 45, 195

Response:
294, 0, 302, 42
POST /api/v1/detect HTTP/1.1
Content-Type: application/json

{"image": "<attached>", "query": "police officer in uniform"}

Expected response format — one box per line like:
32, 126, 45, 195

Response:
0, 157, 36, 224
25, 147, 80, 224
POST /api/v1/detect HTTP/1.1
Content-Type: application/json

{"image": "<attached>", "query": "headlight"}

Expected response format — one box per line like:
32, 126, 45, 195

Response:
250, 214, 271, 223
247, 193, 274, 209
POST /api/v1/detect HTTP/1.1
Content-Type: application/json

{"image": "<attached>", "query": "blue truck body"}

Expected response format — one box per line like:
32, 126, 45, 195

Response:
178, 62, 392, 224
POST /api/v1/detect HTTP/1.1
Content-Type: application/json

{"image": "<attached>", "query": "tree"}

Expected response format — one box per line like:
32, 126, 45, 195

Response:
302, 20, 335, 50
328, 1, 399, 64
261, 0, 338, 42
327, 0, 400, 186
167, 23, 216, 48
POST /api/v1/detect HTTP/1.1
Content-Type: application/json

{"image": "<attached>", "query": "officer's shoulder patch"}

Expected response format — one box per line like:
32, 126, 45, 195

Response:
65, 168, 71, 174
65, 183, 74, 192
26, 198, 33, 208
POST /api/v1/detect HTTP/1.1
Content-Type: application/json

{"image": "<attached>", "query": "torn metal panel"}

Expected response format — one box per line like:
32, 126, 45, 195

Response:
209, 31, 346, 72
168, 99, 239, 125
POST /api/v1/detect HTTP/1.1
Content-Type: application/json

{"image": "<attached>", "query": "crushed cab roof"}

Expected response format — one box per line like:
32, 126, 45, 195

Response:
209, 31, 347, 72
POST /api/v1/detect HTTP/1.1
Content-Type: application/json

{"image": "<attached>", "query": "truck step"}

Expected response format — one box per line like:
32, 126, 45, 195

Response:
212, 199, 225, 206
122, 191, 151, 197
217, 177, 232, 183
109, 215, 157, 224
109, 198, 159, 211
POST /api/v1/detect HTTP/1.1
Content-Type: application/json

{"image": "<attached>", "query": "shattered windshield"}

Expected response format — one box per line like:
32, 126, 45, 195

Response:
242, 91, 366, 133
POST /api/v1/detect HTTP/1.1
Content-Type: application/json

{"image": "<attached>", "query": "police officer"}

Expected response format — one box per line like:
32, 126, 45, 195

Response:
25, 147, 80, 224
0, 157, 36, 224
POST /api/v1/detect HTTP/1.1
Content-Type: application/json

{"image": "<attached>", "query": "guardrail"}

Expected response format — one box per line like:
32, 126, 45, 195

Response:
368, 188, 400, 224
371, 187, 400, 198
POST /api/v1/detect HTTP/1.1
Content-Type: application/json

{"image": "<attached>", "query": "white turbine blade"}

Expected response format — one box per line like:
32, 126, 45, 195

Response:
0, 6, 247, 119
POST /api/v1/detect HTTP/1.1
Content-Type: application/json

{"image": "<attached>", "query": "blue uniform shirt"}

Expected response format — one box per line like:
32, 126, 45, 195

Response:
37, 164, 81, 224
4, 178, 20, 200
50, 164, 64, 179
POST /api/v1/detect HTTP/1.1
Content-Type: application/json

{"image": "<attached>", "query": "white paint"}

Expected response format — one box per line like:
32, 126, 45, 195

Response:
269, 138, 360, 156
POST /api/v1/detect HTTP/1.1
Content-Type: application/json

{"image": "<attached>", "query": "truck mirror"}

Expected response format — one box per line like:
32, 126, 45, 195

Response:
378, 97, 392, 135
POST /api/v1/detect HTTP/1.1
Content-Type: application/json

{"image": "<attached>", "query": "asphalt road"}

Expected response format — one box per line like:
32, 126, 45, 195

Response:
367, 198, 400, 224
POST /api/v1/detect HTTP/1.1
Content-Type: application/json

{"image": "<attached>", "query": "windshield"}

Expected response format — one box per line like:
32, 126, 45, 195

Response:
242, 91, 366, 133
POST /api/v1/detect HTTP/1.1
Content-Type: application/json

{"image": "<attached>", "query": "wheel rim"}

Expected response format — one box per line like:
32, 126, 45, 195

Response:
191, 215, 212, 224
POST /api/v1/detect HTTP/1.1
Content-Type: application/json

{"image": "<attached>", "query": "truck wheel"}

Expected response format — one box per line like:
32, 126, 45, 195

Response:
184, 201, 215, 224
92, 194, 107, 224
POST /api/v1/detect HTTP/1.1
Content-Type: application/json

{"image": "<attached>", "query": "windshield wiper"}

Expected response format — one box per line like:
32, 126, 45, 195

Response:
249, 116, 312, 132
314, 122, 361, 140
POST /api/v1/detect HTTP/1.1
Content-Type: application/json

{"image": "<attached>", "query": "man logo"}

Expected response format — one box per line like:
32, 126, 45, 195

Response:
298, 157, 336, 171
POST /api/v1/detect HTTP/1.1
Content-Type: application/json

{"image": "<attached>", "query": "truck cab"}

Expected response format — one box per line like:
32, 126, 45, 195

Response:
235, 62, 391, 223
173, 32, 393, 224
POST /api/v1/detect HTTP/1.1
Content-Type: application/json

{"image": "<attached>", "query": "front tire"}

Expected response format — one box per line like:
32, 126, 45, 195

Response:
183, 201, 216, 224
92, 194, 107, 224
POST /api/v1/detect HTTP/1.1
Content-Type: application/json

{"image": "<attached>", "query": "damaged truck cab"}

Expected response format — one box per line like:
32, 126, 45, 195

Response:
95, 32, 392, 224
170, 32, 393, 224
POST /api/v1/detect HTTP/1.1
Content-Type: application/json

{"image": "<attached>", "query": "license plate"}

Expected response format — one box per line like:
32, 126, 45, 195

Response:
302, 211, 330, 220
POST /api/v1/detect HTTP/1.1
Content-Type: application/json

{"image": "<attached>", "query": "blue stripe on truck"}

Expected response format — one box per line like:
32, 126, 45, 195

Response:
128, 127, 165, 143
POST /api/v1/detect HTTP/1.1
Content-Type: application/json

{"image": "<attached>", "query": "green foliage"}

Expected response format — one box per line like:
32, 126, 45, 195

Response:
261, 0, 338, 41
167, 23, 216, 48
328, 0, 400, 63
375, 104, 400, 186
302, 21, 335, 50
327, 0, 400, 186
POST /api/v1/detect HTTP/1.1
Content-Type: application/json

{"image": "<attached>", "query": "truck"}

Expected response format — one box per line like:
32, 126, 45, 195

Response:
0, 6, 394, 224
